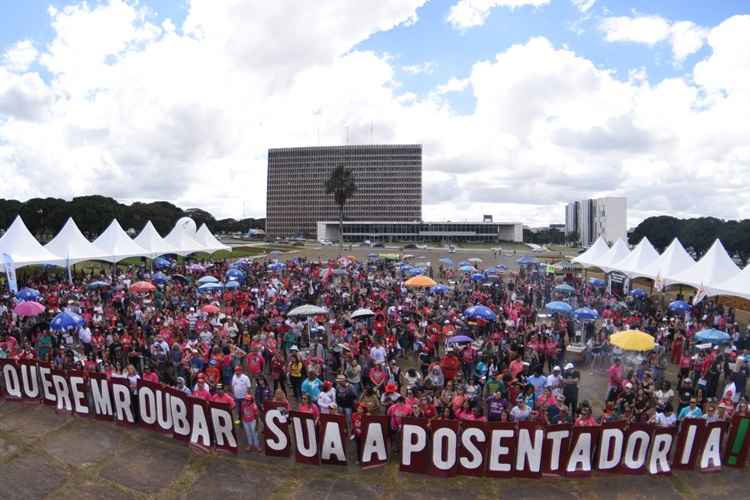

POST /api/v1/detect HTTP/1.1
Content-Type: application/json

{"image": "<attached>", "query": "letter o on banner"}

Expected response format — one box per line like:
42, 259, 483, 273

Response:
430, 419, 460, 477
620, 424, 653, 474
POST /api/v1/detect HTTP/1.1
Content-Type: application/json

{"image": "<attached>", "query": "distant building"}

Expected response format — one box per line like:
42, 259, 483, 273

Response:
316, 220, 523, 243
549, 223, 565, 232
565, 197, 627, 247
266, 144, 422, 237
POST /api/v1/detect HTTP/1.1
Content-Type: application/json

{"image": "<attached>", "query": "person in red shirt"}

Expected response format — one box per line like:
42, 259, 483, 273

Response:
241, 394, 261, 451
245, 349, 265, 382
193, 375, 212, 400
211, 384, 236, 409
440, 349, 461, 381
142, 365, 159, 384
350, 403, 368, 463
205, 359, 221, 387
575, 405, 599, 426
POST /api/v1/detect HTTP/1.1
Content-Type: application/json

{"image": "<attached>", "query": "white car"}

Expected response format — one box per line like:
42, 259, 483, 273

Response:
416, 244, 428, 250
448, 245, 457, 253
318, 239, 333, 246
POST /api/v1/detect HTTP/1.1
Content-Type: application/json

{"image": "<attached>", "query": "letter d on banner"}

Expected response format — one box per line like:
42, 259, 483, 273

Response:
2, 253, 17, 294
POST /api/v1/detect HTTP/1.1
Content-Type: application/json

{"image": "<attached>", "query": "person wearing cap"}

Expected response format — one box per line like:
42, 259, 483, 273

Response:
241, 394, 261, 452
176, 376, 192, 396
193, 374, 212, 400
380, 382, 400, 409
335, 374, 356, 426
287, 350, 305, 400
546, 366, 563, 395
211, 384, 236, 409
317, 380, 337, 414
562, 362, 580, 417
206, 359, 221, 387
232, 366, 252, 418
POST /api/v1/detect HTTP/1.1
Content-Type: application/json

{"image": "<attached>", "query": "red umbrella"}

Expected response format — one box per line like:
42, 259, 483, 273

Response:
14, 301, 46, 317
130, 281, 156, 293
200, 304, 220, 314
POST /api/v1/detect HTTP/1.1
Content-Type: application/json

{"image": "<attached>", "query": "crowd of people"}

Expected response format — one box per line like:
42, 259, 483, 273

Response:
1, 250, 750, 455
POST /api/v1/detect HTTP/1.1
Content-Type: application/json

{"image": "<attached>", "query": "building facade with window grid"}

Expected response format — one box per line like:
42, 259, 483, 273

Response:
316, 220, 524, 243
266, 145, 422, 237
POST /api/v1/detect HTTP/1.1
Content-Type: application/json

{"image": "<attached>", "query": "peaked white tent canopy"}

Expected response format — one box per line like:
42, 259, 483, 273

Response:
610, 237, 660, 278
571, 237, 610, 268
195, 224, 230, 253
0, 216, 65, 270
667, 239, 740, 289
590, 239, 631, 273
164, 223, 207, 256
45, 217, 109, 265
134, 221, 179, 258
639, 238, 695, 281
93, 219, 149, 263
709, 264, 750, 300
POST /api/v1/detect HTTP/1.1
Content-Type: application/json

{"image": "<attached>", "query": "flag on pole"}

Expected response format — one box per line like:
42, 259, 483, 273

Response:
66, 252, 73, 284
694, 283, 707, 305
2, 253, 18, 294
654, 273, 664, 292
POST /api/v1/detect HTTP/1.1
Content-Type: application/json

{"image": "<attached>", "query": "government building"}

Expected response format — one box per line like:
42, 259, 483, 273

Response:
266, 144, 422, 238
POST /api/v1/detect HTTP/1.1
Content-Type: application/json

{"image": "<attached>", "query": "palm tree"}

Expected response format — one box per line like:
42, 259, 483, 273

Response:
324, 165, 357, 252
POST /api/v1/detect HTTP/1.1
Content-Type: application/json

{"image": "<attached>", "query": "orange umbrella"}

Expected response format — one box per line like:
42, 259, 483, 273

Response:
200, 304, 220, 314
130, 281, 156, 293
405, 275, 437, 288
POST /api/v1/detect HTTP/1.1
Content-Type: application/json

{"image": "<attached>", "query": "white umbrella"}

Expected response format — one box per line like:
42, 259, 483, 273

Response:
351, 308, 375, 319
288, 304, 329, 317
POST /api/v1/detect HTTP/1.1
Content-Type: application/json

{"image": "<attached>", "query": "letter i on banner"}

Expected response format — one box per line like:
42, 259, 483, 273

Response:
673, 418, 705, 470
725, 415, 750, 468
400, 417, 429, 474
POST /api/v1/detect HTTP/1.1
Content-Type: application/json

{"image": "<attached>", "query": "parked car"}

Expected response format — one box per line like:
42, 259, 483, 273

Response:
318, 239, 333, 246
448, 245, 457, 254
371, 242, 385, 248
402, 243, 417, 250
416, 244, 428, 250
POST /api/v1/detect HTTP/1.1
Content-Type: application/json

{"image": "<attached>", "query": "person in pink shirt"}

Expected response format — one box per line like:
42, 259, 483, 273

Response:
142, 365, 159, 384
193, 375, 212, 400
387, 395, 413, 450
241, 394, 261, 452
298, 394, 320, 420
245, 349, 265, 381
607, 358, 623, 400
211, 384, 236, 409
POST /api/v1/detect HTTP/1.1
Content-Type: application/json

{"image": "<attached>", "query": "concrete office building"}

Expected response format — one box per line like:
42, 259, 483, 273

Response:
266, 144, 422, 237
316, 220, 524, 244
565, 197, 627, 247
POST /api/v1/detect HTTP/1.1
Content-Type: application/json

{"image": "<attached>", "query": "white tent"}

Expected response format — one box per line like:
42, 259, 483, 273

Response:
709, 264, 750, 300
639, 238, 695, 282
45, 217, 109, 265
571, 236, 610, 268
589, 239, 631, 273
93, 219, 149, 263
0, 216, 65, 270
667, 239, 740, 290
195, 224, 230, 253
609, 237, 660, 278
134, 221, 179, 258
164, 222, 207, 256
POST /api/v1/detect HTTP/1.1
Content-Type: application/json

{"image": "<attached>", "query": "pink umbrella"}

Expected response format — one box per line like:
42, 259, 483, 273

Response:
14, 301, 46, 317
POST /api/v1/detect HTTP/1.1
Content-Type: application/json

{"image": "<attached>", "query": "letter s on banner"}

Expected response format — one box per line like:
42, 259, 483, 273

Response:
399, 417, 429, 474
430, 419, 460, 478
263, 402, 291, 457
458, 421, 489, 476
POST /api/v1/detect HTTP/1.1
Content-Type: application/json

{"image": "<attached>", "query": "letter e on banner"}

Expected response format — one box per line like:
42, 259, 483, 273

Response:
291, 410, 320, 465
458, 421, 489, 476
486, 422, 516, 478
263, 402, 291, 457
400, 417, 429, 474
67, 370, 89, 417
724, 415, 750, 468
38, 363, 56, 406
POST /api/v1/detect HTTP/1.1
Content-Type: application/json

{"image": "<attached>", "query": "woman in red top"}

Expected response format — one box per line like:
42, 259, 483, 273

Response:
575, 406, 599, 426
351, 403, 368, 463
241, 394, 261, 451
298, 394, 320, 420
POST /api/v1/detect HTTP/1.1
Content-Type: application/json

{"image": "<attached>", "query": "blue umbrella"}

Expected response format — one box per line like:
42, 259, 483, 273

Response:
153, 257, 172, 270
555, 283, 576, 294
471, 273, 484, 282
589, 278, 606, 287
87, 281, 111, 290
400, 263, 413, 272
629, 288, 647, 299
407, 267, 426, 277
197, 275, 219, 284
484, 267, 498, 276
458, 260, 471, 267
517, 256, 538, 265
439, 257, 453, 266
16, 288, 41, 301
50, 311, 85, 332
268, 262, 286, 272
459, 265, 477, 273
152, 272, 169, 285
546, 301, 573, 315
574, 307, 599, 321
224, 280, 241, 290
447, 335, 474, 344
197, 282, 224, 293
668, 300, 690, 313
464, 305, 497, 322
431, 284, 449, 294
695, 328, 731, 344
496, 264, 508, 271
226, 269, 246, 281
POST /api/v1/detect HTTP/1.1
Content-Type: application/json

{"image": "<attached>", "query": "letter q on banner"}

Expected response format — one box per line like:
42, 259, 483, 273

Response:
430, 419, 460, 477
0, 359, 22, 400
400, 417, 429, 474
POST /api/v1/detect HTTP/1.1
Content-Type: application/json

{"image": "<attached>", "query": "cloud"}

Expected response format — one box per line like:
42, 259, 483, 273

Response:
2, 40, 39, 72
402, 61, 436, 75
436, 77, 470, 94
571, 0, 596, 13
599, 15, 707, 62
1, 3, 750, 231
447, 0, 551, 30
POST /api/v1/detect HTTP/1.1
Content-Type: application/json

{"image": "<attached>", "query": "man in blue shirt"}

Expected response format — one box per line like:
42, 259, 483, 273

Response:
678, 398, 703, 420
301, 372, 322, 401
528, 368, 547, 398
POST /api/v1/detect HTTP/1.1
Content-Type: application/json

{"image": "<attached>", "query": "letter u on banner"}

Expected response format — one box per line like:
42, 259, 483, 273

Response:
290, 411, 320, 465
430, 419, 460, 477
18, 360, 41, 400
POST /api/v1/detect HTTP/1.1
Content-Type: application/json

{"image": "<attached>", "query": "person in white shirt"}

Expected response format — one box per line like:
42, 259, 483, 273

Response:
651, 404, 677, 428
317, 381, 337, 414
370, 341, 387, 366
546, 366, 563, 395
78, 325, 92, 354
231, 366, 252, 417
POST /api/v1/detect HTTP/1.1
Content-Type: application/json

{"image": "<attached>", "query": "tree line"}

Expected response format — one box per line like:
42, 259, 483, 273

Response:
0, 196, 264, 241
629, 216, 750, 264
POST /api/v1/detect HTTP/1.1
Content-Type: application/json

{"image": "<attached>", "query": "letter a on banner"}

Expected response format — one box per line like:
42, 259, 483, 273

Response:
361, 415, 389, 469
319, 413, 348, 465
565, 426, 600, 477
699, 421, 728, 472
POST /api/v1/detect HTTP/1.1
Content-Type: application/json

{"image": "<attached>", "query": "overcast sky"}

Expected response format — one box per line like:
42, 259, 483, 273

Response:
1, 0, 749, 228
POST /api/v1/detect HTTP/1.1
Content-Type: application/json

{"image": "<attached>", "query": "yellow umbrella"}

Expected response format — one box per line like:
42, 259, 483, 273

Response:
405, 275, 437, 288
609, 330, 655, 351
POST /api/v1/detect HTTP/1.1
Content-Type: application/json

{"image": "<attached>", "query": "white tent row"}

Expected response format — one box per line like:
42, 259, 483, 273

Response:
571, 236, 610, 268
0, 215, 229, 269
